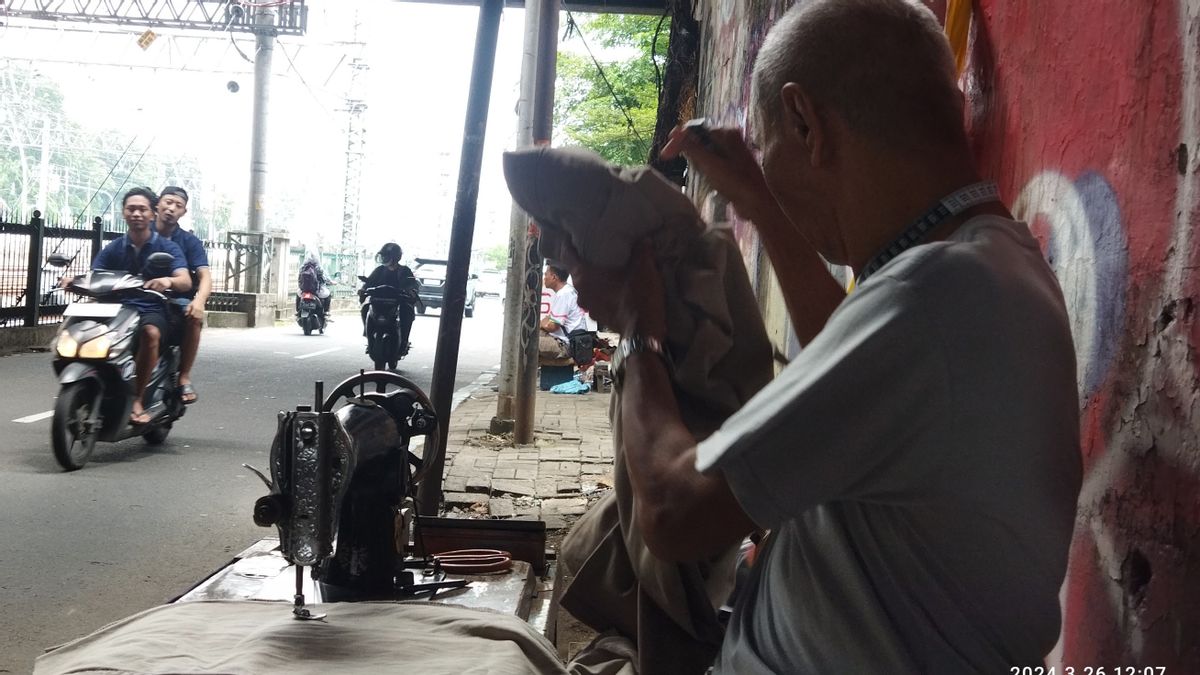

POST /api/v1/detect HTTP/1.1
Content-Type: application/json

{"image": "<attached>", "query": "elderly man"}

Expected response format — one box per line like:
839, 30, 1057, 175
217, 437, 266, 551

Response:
566, 0, 1082, 672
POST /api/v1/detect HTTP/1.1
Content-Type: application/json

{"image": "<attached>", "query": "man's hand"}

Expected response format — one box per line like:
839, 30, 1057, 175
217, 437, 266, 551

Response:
562, 241, 666, 341
661, 123, 776, 221
186, 299, 206, 322
58, 274, 73, 289
144, 277, 173, 292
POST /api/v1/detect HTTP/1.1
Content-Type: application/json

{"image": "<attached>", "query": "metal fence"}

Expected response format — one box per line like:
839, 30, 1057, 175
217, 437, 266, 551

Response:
0, 210, 266, 327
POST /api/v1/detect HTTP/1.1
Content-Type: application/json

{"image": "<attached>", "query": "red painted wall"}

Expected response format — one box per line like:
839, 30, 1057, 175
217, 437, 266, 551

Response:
695, 0, 1200, 670
966, 1, 1200, 670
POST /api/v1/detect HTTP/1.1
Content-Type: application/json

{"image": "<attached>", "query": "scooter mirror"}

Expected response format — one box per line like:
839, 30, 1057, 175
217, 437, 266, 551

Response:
358, 275, 369, 283
47, 254, 72, 268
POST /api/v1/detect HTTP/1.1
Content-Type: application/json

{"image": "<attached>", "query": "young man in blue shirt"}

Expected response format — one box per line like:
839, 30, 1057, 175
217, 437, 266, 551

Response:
155, 186, 210, 405
92, 187, 192, 424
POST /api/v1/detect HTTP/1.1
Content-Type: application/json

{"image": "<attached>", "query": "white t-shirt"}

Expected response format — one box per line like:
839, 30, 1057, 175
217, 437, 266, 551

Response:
697, 216, 1082, 673
546, 284, 586, 343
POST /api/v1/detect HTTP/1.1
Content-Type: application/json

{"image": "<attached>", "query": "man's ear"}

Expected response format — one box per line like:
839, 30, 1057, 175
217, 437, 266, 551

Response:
780, 83, 827, 167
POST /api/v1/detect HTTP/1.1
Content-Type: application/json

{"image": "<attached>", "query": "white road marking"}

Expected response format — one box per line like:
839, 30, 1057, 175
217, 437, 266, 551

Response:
294, 347, 342, 360
14, 410, 54, 424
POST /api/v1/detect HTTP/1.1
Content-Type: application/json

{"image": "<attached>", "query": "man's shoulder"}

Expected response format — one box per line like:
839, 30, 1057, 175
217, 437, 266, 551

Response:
101, 234, 127, 249
152, 235, 187, 258
872, 217, 1038, 288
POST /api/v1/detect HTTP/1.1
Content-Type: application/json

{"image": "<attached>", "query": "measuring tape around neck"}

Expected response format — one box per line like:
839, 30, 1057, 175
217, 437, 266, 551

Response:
855, 181, 1000, 285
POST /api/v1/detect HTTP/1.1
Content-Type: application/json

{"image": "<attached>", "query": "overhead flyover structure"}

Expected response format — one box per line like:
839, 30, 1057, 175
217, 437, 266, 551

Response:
395, 0, 665, 13
0, 0, 307, 35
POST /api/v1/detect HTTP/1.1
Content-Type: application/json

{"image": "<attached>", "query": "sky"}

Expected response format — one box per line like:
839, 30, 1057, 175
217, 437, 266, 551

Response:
0, 0, 538, 260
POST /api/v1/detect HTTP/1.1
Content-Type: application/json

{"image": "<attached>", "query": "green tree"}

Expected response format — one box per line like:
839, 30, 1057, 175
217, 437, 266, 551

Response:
0, 62, 224, 235
554, 13, 668, 166
483, 242, 508, 270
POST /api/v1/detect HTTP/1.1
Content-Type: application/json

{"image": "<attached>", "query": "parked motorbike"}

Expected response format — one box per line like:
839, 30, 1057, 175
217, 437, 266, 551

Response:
49, 252, 186, 471
358, 275, 420, 371
296, 290, 325, 336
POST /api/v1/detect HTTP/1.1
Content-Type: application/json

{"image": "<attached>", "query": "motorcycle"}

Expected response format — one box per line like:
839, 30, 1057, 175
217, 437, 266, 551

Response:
296, 290, 325, 336
49, 252, 186, 471
359, 275, 420, 371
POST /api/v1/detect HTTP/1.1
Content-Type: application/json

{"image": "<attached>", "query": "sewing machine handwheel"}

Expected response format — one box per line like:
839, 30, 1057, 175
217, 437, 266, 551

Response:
321, 370, 429, 411
321, 370, 440, 486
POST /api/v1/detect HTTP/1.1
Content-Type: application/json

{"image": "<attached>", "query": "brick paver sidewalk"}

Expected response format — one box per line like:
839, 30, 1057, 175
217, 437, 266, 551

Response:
439, 381, 615, 531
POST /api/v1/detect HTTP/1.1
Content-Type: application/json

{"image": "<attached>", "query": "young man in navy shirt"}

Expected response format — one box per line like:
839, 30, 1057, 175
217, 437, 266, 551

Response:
155, 186, 209, 405
92, 187, 192, 424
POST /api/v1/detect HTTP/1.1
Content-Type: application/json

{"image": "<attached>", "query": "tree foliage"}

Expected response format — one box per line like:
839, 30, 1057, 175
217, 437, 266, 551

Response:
0, 62, 229, 238
483, 242, 509, 270
554, 13, 668, 166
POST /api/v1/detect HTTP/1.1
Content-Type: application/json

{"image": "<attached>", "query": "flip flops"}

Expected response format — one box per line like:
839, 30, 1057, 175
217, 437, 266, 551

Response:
179, 383, 198, 405
130, 409, 152, 425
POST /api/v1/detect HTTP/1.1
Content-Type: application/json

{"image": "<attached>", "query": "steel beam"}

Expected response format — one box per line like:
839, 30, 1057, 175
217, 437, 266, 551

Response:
0, 0, 308, 35
417, 0, 504, 517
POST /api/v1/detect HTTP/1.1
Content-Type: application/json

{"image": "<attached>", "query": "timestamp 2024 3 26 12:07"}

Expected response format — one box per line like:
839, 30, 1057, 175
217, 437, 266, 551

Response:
1012, 662, 1161, 667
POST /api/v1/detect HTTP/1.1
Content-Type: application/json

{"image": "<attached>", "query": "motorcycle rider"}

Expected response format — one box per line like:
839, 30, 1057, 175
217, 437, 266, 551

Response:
89, 187, 192, 425
297, 252, 334, 322
360, 242, 418, 356
154, 186, 208, 405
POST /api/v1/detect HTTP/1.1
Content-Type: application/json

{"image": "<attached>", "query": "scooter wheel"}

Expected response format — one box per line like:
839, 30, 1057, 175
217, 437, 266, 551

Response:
303, 323, 313, 336
52, 381, 100, 471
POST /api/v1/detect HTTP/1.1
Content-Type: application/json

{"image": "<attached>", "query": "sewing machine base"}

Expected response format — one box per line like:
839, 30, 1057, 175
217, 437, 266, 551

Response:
176, 538, 538, 620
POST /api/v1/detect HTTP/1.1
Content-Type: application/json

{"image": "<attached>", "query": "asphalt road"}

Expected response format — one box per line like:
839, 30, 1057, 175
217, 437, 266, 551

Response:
0, 296, 504, 673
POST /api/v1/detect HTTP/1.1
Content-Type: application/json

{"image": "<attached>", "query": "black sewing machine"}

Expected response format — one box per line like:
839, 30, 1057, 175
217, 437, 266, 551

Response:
246, 370, 467, 616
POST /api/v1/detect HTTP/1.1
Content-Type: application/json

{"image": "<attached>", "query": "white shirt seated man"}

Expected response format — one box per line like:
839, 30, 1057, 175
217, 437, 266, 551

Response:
539, 263, 586, 362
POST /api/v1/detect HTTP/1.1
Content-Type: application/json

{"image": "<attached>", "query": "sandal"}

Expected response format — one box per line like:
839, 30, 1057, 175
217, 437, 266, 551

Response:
179, 383, 198, 405
130, 409, 152, 425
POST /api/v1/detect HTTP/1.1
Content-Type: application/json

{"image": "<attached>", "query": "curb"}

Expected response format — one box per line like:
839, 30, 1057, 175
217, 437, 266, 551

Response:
451, 370, 498, 413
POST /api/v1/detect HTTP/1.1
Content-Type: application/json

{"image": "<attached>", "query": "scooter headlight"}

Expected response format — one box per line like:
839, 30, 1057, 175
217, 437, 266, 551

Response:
78, 335, 112, 359
56, 333, 78, 358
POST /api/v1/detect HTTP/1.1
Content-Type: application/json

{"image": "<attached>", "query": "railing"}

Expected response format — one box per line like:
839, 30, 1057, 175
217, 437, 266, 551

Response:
0, 210, 268, 327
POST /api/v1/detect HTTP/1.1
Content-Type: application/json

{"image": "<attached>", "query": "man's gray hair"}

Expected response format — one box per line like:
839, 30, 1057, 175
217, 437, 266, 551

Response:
751, 0, 963, 150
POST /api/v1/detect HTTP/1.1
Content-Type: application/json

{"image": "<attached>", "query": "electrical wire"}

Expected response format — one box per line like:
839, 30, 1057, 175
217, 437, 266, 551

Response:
650, 9, 668, 104
565, 12, 644, 146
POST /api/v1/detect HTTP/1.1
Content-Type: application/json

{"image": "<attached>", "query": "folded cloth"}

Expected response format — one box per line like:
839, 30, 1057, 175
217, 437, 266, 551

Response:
504, 147, 775, 673
35, 600, 569, 675
551, 379, 591, 394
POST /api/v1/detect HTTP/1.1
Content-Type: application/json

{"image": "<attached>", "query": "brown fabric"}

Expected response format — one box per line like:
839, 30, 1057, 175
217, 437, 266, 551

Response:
539, 333, 573, 365
504, 147, 775, 674
35, 600, 569, 675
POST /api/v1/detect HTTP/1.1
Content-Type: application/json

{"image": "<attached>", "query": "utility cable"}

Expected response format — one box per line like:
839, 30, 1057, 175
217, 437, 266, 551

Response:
564, 12, 644, 146
650, 9, 668, 103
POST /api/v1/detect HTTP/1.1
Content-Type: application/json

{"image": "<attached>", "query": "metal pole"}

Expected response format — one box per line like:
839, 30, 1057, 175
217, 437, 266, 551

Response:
24, 210, 44, 328
513, 0, 558, 444
245, 5, 276, 294
417, 0, 504, 517
90, 216, 103, 262
493, 0, 541, 429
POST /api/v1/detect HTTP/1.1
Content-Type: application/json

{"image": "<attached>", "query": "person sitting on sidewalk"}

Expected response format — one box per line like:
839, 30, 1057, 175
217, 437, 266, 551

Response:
538, 262, 585, 365
155, 186, 208, 405
562, 0, 1082, 672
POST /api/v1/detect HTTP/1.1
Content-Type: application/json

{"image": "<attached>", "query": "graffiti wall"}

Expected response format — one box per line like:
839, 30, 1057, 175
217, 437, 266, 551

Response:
693, 0, 1200, 669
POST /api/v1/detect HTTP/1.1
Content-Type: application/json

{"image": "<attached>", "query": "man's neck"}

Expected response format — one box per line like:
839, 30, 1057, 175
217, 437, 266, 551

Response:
839, 152, 1009, 275
158, 220, 178, 238
128, 226, 151, 248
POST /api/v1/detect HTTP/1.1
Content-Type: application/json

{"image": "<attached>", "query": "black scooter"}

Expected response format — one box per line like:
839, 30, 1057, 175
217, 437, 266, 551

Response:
296, 290, 325, 335
50, 252, 186, 471
359, 275, 420, 371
